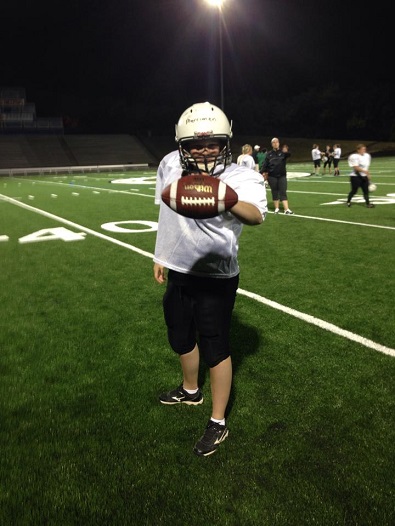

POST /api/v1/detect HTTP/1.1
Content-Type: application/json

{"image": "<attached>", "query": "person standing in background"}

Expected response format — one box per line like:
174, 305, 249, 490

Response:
346, 144, 374, 208
311, 144, 322, 175
252, 145, 260, 171
237, 144, 256, 171
333, 144, 341, 176
257, 147, 267, 172
323, 145, 333, 174
261, 138, 293, 214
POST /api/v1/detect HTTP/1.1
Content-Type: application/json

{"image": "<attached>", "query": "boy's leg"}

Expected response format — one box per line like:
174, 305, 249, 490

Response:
180, 344, 200, 390
210, 356, 232, 421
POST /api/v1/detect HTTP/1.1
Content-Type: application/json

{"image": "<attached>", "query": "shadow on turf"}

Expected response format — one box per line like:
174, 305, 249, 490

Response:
196, 312, 261, 419
227, 313, 261, 418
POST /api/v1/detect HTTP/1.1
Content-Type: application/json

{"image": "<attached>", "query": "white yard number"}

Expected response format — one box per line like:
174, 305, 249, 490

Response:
101, 220, 158, 233
1, 221, 157, 244
18, 227, 87, 244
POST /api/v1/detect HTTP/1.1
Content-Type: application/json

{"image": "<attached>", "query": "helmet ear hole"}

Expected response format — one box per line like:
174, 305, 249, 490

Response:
181, 141, 192, 153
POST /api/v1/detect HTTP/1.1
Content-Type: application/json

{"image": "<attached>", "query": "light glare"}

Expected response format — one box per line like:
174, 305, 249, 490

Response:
206, 0, 224, 7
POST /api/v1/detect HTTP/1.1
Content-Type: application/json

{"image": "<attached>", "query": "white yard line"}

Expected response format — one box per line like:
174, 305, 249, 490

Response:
288, 190, 345, 196
1, 193, 394, 358
26, 179, 395, 231
266, 211, 395, 231
292, 179, 395, 185
237, 289, 395, 358
28, 179, 155, 198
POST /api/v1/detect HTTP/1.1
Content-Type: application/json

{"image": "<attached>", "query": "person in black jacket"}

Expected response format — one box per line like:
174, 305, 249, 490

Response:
260, 137, 294, 214
323, 144, 334, 174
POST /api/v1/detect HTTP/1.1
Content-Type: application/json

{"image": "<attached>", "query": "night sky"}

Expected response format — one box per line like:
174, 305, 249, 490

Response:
1, 0, 391, 133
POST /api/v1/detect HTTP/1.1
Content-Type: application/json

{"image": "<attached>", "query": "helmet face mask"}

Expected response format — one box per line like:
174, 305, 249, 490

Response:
179, 140, 228, 175
175, 102, 233, 176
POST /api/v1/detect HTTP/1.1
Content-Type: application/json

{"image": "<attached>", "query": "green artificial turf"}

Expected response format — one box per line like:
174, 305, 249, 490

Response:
0, 161, 394, 525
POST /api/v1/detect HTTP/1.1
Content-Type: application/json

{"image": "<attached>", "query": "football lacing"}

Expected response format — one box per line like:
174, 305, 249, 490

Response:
180, 196, 216, 206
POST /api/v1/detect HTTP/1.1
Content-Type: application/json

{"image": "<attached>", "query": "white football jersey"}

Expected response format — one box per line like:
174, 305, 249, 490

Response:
237, 154, 256, 171
333, 147, 341, 159
312, 148, 322, 161
348, 153, 371, 176
154, 151, 267, 278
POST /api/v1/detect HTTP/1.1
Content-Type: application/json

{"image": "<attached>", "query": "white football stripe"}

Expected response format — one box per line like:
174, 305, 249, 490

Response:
170, 181, 178, 211
218, 180, 226, 201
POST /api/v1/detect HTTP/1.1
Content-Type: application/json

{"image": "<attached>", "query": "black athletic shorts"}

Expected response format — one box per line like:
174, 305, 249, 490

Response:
163, 270, 239, 368
268, 175, 287, 201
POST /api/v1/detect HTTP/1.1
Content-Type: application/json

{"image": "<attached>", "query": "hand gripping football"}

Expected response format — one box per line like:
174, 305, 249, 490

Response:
161, 174, 238, 219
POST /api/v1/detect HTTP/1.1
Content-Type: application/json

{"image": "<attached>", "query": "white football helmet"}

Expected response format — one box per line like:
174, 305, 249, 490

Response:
175, 102, 233, 176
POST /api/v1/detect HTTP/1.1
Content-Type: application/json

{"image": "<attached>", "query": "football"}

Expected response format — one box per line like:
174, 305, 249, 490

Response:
368, 183, 377, 191
161, 174, 238, 219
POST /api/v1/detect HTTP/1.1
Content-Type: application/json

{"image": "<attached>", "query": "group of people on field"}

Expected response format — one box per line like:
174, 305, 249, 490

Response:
237, 139, 375, 214
237, 140, 293, 214
311, 144, 341, 176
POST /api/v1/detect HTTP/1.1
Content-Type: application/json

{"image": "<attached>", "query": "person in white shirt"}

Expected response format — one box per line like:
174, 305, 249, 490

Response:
154, 102, 267, 456
333, 144, 341, 176
252, 144, 260, 171
311, 144, 322, 175
237, 144, 256, 171
346, 144, 374, 208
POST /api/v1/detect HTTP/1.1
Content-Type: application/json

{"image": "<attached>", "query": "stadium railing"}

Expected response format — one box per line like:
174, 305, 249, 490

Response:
0, 163, 150, 177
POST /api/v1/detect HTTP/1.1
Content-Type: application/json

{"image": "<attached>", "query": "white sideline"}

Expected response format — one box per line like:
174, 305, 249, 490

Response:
0, 163, 149, 176
1, 193, 394, 358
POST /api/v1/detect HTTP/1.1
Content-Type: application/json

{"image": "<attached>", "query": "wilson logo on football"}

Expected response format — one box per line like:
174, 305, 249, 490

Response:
184, 184, 213, 193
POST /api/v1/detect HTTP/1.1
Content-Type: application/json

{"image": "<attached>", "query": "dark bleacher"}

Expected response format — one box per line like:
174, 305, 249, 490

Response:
0, 136, 30, 169
0, 134, 157, 169
0, 87, 159, 170
63, 135, 156, 166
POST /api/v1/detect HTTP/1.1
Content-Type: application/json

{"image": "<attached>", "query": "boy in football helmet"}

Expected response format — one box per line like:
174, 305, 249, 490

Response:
154, 102, 267, 456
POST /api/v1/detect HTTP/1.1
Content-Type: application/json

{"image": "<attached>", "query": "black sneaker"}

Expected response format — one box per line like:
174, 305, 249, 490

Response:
347, 202, 351, 207
159, 384, 203, 405
193, 420, 229, 457
366, 203, 375, 208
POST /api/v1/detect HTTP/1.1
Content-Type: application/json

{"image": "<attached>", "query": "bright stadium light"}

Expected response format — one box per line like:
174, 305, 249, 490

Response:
205, 0, 226, 109
206, 0, 224, 6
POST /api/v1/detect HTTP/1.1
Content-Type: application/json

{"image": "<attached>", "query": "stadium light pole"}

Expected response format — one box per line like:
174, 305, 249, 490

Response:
205, 0, 225, 110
